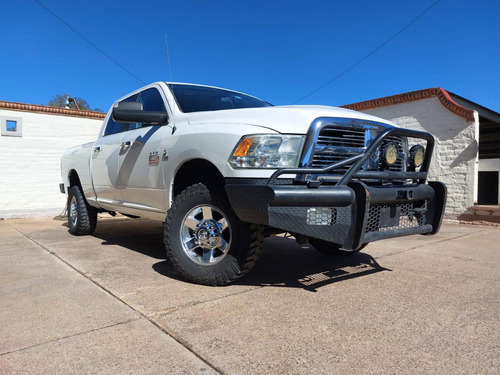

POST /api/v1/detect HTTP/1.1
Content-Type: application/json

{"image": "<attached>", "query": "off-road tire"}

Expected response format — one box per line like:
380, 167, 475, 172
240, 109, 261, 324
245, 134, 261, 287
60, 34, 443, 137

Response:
67, 185, 97, 235
164, 183, 264, 286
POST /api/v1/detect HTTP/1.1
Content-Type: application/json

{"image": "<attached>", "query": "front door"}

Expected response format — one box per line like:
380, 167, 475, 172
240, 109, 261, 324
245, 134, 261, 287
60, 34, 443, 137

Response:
118, 86, 172, 213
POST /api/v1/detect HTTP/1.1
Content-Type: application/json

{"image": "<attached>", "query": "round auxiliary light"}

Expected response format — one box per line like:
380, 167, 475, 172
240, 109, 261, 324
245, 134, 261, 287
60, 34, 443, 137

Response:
410, 145, 425, 168
383, 142, 398, 165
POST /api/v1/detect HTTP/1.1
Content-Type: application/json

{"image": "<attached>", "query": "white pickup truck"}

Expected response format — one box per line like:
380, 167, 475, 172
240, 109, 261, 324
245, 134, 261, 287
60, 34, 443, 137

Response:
60, 82, 446, 285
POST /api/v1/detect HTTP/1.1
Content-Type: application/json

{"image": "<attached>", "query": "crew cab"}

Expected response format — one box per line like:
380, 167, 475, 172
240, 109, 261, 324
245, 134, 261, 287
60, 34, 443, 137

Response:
60, 82, 446, 285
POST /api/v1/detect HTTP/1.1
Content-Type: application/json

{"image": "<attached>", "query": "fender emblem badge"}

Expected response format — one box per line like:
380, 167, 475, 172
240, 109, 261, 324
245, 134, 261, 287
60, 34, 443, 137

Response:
149, 152, 159, 166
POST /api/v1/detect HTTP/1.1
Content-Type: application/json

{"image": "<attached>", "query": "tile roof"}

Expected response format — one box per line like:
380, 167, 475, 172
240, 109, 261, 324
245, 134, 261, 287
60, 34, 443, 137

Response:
341, 88, 475, 121
0, 100, 106, 119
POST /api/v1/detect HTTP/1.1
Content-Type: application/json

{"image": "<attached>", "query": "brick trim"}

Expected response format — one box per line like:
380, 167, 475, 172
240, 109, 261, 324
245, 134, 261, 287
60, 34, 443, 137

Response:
0, 100, 106, 119
341, 88, 475, 121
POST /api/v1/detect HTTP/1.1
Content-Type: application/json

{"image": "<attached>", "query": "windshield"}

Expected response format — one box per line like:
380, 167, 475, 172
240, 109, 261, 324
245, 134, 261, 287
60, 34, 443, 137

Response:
168, 83, 271, 113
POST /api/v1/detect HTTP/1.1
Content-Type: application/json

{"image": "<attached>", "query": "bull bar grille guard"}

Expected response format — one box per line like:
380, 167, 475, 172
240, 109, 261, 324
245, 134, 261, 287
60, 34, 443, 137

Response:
225, 126, 446, 250
267, 127, 434, 186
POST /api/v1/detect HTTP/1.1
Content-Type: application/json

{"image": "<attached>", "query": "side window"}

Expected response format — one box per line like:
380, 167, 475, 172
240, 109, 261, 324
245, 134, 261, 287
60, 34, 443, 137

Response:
103, 94, 138, 136
103, 117, 125, 136
128, 88, 166, 131
139, 88, 166, 111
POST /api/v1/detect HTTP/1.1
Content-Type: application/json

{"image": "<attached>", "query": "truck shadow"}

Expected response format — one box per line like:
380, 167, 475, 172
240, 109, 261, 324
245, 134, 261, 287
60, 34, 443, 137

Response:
88, 218, 390, 291
152, 236, 390, 292
90, 218, 166, 260
232, 236, 390, 292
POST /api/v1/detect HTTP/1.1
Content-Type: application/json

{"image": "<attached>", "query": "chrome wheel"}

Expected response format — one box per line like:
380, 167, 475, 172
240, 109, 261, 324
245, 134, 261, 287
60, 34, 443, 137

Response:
164, 183, 263, 285
180, 204, 231, 266
70, 196, 78, 226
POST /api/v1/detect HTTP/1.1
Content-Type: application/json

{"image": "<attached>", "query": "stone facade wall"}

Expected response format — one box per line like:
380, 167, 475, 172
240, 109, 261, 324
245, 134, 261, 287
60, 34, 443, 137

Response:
359, 97, 478, 220
0, 108, 103, 218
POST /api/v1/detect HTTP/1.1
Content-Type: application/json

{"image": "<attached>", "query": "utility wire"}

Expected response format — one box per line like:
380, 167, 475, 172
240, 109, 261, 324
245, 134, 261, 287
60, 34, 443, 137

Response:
294, 0, 442, 104
34, 0, 146, 85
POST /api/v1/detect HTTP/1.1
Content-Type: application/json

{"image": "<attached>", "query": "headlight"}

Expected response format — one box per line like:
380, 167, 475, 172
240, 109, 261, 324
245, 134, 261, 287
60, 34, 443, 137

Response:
409, 144, 425, 168
229, 135, 305, 168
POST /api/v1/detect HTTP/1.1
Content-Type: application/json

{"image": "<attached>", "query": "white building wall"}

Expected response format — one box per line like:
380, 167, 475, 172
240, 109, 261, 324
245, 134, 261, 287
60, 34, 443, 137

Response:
359, 97, 478, 220
0, 109, 102, 218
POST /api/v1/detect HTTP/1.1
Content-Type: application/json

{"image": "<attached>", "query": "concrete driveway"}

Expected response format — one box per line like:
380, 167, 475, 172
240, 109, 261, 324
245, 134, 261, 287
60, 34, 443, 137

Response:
1, 217, 498, 374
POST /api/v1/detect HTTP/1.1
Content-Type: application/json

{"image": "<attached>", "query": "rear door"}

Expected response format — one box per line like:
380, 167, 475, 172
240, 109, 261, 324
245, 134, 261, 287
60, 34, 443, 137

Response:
91, 94, 138, 207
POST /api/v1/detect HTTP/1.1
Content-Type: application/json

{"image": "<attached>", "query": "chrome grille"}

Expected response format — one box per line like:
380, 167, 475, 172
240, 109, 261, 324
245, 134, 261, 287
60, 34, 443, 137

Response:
310, 154, 352, 171
311, 127, 365, 173
316, 128, 365, 148
309, 126, 406, 175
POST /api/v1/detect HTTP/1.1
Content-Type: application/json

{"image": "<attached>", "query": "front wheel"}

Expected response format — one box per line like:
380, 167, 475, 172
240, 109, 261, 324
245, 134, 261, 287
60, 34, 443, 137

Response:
67, 185, 97, 235
164, 183, 264, 286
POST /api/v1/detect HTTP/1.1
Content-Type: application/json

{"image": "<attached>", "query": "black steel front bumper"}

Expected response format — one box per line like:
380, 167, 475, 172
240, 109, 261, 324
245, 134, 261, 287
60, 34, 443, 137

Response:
225, 179, 446, 250
225, 127, 447, 251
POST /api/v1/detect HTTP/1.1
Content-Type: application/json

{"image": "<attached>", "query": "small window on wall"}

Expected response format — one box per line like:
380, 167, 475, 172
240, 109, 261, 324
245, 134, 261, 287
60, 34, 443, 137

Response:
1, 116, 23, 137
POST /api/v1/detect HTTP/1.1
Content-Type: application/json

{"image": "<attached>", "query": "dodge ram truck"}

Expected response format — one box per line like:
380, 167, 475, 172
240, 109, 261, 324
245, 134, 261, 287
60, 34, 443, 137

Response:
60, 82, 446, 285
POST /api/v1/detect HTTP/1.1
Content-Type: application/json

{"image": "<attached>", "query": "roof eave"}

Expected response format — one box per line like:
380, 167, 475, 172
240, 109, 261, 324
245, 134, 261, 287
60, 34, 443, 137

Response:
341, 88, 475, 122
0, 100, 106, 120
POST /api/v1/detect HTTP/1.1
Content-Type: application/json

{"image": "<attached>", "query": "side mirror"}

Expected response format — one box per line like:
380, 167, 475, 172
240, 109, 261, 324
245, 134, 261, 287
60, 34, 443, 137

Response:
112, 102, 169, 125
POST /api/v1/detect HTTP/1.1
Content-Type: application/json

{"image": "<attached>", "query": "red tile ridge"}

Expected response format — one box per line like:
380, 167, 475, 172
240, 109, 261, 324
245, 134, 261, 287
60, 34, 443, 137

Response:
341, 88, 475, 121
0, 100, 106, 119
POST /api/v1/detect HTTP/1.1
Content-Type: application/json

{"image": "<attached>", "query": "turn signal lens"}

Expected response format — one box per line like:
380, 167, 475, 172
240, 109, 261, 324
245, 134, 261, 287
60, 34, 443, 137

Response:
233, 137, 254, 157
383, 142, 398, 165
410, 145, 425, 168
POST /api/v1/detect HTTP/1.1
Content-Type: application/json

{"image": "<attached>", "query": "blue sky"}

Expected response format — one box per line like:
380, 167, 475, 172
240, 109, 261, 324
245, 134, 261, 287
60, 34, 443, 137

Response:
1, 0, 499, 112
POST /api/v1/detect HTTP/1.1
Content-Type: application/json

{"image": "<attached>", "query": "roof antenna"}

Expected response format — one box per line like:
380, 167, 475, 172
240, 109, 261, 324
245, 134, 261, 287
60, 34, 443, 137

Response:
164, 32, 176, 134
165, 33, 173, 83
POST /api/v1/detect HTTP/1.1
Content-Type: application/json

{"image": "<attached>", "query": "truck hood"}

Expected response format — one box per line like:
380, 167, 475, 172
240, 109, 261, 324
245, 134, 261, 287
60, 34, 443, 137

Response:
185, 105, 396, 134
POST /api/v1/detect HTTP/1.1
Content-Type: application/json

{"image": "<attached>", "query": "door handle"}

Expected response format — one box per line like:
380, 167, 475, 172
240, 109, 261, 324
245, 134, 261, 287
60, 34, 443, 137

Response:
93, 146, 101, 152
121, 141, 131, 149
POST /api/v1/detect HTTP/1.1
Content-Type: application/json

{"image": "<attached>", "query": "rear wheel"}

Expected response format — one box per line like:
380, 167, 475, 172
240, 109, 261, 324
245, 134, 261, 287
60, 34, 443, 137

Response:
164, 183, 263, 286
309, 238, 367, 255
67, 185, 97, 235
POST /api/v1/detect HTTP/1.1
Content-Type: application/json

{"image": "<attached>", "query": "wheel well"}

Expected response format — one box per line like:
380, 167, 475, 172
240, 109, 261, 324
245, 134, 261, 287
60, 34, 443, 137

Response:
69, 170, 81, 188
173, 159, 225, 198
68, 170, 98, 210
